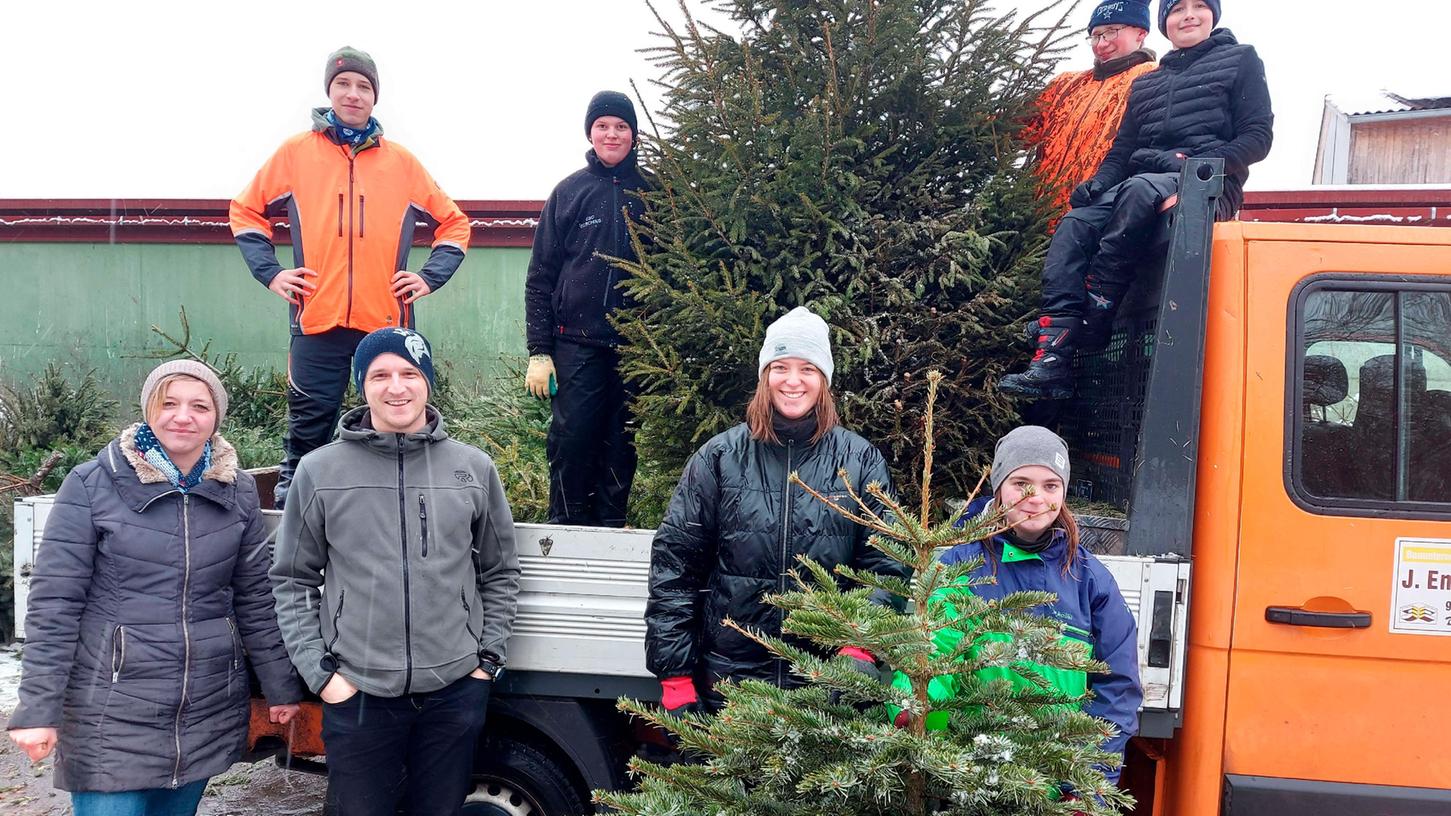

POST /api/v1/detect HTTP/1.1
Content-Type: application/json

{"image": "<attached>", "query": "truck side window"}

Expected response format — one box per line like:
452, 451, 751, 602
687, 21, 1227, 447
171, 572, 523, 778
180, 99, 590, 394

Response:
1294, 286, 1451, 510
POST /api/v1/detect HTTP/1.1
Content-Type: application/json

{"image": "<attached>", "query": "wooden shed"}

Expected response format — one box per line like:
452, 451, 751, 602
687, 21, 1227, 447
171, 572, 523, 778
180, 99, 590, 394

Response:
1313, 91, 1451, 185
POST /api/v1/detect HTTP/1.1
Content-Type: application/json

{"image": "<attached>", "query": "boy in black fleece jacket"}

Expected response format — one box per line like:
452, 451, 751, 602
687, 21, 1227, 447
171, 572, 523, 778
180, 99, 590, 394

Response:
523, 91, 651, 526
1000, 0, 1272, 400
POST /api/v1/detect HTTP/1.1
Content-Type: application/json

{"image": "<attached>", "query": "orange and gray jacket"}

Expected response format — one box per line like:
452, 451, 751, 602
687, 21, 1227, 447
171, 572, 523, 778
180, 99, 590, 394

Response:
230, 109, 470, 336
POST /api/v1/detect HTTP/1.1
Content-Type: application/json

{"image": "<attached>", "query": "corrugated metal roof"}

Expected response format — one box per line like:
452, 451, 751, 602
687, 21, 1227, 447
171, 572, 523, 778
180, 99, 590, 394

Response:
1329, 90, 1451, 116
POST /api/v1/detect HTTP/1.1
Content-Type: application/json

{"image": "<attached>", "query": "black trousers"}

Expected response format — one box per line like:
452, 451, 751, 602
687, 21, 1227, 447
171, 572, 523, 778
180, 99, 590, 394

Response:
321, 675, 492, 816
1040, 172, 1180, 320
547, 339, 637, 527
277, 327, 367, 508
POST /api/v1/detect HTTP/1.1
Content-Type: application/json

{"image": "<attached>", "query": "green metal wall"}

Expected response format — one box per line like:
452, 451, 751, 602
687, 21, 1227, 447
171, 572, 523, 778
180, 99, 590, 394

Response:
0, 242, 530, 396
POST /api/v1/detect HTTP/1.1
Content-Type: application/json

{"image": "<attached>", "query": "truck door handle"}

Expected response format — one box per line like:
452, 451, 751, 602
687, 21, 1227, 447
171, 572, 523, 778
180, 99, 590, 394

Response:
1265, 605, 1371, 629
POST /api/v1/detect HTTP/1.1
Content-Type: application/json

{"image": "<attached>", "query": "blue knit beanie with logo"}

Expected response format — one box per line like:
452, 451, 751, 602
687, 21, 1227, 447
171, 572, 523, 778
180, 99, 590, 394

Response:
1087, 0, 1151, 33
353, 327, 436, 394
1158, 0, 1220, 35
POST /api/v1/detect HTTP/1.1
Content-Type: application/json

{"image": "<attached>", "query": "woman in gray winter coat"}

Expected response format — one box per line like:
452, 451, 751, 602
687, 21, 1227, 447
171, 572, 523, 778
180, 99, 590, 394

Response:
7, 360, 302, 816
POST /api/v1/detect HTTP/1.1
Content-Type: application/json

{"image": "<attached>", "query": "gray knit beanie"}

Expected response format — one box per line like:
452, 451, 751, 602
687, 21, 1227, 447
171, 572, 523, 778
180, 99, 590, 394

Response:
990, 425, 1070, 494
758, 306, 834, 384
326, 46, 380, 100
141, 360, 229, 429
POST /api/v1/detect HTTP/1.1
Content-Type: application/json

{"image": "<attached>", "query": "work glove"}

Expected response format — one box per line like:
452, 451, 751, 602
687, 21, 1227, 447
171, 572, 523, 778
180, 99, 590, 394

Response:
831, 647, 888, 708
525, 354, 556, 399
659, 676, 704, 717
1069, 178, 1106, 209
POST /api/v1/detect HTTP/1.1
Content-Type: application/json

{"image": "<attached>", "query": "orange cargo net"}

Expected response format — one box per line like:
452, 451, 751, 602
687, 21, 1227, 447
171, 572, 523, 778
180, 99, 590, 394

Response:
1024, 62, 1157, 224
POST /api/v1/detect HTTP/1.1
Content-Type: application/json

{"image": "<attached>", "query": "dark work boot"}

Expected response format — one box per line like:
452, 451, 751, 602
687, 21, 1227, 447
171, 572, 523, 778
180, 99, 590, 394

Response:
998, 316, 1077, 400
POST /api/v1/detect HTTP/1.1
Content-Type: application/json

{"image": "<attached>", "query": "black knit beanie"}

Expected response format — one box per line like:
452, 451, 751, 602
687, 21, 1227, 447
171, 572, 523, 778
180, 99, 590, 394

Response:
584, 90, 637, 138
1158, 0, 1219, 35
353, 328, 435, 395
326, 46, 380, 100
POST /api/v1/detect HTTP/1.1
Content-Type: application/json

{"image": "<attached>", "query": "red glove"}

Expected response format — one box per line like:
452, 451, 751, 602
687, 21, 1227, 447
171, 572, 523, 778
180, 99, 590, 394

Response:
660, 676, 700, 713
839, 646, 874, 662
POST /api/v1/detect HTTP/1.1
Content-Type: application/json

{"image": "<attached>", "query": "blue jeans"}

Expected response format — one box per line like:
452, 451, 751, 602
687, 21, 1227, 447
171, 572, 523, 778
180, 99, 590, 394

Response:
71, 778, 208, 816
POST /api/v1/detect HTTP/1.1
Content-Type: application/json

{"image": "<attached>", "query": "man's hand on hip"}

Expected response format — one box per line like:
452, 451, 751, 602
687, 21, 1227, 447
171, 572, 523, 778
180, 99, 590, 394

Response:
268, 267, 318, 304
391, 271, 433, 305
320, 673, 359, 704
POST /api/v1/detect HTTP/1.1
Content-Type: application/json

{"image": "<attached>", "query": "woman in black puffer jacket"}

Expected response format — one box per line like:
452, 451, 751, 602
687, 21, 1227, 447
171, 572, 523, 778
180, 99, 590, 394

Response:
645, 307, 910, 713
7, 361, 302, 816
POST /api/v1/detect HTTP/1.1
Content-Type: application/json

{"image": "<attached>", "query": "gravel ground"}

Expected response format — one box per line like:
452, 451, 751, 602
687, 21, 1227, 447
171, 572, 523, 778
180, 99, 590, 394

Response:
0, 646, 328, 815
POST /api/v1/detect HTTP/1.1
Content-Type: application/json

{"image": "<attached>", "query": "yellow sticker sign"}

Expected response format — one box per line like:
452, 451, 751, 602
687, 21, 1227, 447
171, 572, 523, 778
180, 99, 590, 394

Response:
1391, 538, 1451, 637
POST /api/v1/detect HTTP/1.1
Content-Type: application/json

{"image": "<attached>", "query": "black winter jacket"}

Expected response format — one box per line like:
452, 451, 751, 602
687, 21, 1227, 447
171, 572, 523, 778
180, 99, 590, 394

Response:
1092, 28, 1273, 216
645, 422, 910, 690
524, 149, 650, 354
9, 426, 302, 792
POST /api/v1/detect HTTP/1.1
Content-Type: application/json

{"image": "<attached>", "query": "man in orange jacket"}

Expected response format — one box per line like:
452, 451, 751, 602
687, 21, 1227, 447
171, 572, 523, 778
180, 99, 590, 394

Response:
231, 46, 470, 507
1024, 1, 1157, 218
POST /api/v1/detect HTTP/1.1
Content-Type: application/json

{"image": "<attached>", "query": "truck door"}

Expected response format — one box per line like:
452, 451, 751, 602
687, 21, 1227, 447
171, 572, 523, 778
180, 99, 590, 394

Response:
1224, 232, 1451, 815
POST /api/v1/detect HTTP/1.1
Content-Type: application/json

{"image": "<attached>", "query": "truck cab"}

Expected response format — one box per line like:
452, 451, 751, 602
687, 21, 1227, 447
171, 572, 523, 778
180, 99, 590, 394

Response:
1056, 160, 1451, 814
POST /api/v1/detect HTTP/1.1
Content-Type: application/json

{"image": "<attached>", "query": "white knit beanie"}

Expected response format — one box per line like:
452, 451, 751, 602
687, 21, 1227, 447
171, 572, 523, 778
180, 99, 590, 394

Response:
758, 306, 834, 384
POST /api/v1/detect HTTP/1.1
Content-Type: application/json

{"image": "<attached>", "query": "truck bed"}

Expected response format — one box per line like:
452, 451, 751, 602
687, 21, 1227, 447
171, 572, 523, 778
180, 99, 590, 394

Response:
12, 498, 1189, 723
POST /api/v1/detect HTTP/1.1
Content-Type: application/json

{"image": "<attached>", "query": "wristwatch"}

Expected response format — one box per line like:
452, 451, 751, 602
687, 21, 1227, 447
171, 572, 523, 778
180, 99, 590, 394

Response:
479, 650, 505, 682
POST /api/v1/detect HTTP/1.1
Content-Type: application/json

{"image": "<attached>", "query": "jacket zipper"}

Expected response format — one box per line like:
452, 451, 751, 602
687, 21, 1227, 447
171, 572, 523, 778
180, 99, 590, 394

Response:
345, 155, 356, 326
111, 625, 126, 683
359, 194, 366, 239
461, 588, 480, 650
419, 494, 429, 558
325, 588, 346, 655
172, 494, 193, 788
397, 438, 415, 694
226, 617, 240, 671
777, 440, 794, 688
336, 192, 344, 237
605, 177, 621, 308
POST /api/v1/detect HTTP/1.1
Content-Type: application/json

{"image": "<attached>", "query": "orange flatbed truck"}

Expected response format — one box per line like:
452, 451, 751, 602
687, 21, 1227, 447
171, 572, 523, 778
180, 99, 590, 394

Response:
11, 161, 1451, 815
1049, 159, 1451, 814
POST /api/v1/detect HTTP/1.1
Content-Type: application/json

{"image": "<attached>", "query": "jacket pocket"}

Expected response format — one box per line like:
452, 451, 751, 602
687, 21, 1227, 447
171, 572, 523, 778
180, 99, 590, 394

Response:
226, 617, 244, 697
324, 589, 346, 658
111, 625, 127, 683
420, 494, 430, 558
461, 586, 480, 653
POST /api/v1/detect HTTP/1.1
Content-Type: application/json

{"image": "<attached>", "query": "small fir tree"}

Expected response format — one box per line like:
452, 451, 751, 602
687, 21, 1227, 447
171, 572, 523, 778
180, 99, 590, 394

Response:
617, 0, 1076, 513
598, 372, 1133, 815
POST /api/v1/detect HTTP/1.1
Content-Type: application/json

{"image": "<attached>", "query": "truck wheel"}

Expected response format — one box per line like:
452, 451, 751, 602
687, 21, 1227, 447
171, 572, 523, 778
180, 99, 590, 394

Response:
464, 736, 588, 816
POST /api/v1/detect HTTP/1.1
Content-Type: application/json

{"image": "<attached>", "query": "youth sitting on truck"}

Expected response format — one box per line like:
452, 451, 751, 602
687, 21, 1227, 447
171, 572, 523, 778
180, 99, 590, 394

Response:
999, 0, 1273, 400
889, 426, 1142, 784
644, 307, 911, 714
8, 361, 302, 816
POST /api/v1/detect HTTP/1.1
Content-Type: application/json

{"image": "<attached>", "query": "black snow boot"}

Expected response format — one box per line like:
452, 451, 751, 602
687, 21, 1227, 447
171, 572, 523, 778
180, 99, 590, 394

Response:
998, 316, 1077, 400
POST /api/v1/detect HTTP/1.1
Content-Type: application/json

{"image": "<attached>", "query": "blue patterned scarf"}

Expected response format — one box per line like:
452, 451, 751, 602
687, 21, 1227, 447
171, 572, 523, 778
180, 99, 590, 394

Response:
325, 109, 381, 149
134, 424, 211, 492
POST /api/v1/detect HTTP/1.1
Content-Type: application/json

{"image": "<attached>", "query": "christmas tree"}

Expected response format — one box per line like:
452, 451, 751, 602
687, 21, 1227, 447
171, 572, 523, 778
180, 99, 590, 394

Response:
597, 372, 1134, 815
617, 0, 1076, 511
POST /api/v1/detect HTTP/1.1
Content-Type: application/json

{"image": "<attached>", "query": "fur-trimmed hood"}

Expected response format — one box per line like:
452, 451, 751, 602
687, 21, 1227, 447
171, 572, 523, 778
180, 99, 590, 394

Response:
116, 422, 240, 485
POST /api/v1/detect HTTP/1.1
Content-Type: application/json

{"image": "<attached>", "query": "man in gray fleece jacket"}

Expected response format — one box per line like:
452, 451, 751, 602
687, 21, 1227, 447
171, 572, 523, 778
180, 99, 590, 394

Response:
271, 327, 520, 816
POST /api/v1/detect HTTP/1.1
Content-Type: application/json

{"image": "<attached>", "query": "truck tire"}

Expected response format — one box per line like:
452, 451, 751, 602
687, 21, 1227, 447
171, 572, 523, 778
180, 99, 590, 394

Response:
465, 736, 589, 816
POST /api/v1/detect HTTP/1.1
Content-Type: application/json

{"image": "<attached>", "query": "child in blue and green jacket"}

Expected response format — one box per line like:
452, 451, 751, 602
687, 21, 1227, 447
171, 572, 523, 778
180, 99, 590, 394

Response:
891, 426, 1142, 784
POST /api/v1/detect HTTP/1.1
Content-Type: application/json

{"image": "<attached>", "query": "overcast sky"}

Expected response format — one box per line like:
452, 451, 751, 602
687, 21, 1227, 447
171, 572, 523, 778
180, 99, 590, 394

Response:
0, 1, 1441, 200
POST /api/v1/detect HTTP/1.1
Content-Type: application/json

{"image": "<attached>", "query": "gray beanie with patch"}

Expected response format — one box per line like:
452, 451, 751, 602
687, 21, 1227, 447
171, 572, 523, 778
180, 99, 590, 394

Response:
758, 306, 834, 384
991, 425, 1071, 494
